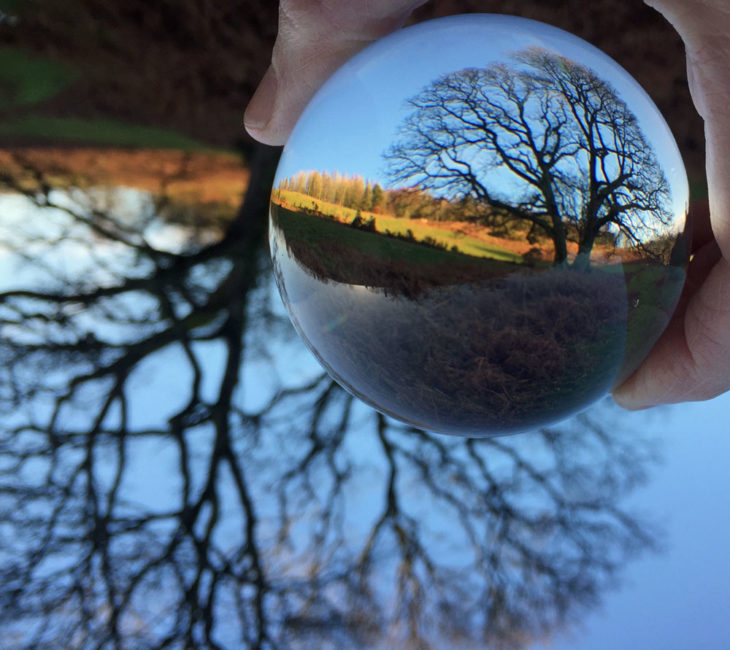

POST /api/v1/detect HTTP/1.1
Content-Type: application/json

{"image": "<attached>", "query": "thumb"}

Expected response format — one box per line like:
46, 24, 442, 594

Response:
244, 0, 427, 146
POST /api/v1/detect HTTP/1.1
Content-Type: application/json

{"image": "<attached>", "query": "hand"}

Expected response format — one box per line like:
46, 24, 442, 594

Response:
245, 0, 730, 410
613, 0, 730, 409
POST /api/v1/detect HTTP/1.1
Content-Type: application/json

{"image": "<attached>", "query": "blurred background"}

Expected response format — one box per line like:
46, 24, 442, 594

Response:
0, 1, 727, 649
0, 0, 708, 172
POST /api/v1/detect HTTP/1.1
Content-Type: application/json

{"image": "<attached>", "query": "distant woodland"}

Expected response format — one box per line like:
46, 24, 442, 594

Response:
277, 169, 464, 220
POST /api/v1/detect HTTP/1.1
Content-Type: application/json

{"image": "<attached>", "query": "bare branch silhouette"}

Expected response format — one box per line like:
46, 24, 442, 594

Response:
0, 146, 660, 649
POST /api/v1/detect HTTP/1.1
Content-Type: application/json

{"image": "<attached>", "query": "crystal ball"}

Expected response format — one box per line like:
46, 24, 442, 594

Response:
269, 14, 689, 436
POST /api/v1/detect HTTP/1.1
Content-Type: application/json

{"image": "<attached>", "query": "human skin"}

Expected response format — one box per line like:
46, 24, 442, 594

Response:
245, 0, 730, 411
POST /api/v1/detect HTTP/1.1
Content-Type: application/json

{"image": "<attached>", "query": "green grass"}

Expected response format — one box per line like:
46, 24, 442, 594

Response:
276, 189, 523, 263
271, 202, 522, 278
0, 114, 220, 150
374, 213, 521, 262
0, 47, 78, 109
274, 202, 453, 266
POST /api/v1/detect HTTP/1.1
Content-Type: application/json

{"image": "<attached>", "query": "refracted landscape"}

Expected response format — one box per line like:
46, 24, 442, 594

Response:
272, 171, 668, 268
270, 41, 690, 435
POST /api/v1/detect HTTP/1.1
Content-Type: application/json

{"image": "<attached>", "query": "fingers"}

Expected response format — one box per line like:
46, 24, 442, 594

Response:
645, 0, 730, 254
244, 0, 427, 146
613, 241, 730, 409
614, 1, 730, 409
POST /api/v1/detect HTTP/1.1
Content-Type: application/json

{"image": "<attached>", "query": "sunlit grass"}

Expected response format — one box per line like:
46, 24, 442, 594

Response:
275, 189, 523, 263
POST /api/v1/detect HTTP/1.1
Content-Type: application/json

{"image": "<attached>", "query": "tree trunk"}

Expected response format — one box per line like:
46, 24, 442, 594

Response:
551, 223, 568, 265
573, 230, 597, 269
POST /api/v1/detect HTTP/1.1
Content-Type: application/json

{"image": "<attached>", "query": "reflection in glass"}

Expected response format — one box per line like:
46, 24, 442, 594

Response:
270, 15, 689, 436
0, 144, 662, 648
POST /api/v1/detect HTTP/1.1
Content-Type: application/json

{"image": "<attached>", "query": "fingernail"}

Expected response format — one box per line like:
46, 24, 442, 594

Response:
611, 391, 652, 412
244, 68, 278, 132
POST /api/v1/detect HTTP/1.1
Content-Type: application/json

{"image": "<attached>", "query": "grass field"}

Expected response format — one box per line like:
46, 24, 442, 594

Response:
272, 200, 476, 267
274, 189, 524, 264
0, 45, 222, 151
269, 201, 530, 299
0, 114, 217, 150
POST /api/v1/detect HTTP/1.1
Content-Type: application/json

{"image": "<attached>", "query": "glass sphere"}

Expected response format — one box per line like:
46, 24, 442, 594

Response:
269, 14, 689, 437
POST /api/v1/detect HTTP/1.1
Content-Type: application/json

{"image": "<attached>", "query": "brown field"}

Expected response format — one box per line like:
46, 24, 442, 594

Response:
0, 147, 249, 208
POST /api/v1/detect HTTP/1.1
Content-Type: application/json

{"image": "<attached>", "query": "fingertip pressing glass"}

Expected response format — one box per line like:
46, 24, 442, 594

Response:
269, 14, 689, 437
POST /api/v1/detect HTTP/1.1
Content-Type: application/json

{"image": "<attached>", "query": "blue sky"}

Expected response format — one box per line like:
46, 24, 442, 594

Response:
535, 394, 730, 650
275, 14, 688, 229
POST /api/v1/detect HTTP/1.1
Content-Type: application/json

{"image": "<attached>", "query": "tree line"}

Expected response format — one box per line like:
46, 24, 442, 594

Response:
277, 170, 384, 212
277, 170, 501, 223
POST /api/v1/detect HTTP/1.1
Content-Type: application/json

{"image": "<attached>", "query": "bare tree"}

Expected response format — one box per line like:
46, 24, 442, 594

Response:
0, 149, 662, 649
386, 47, 672, 265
